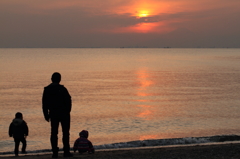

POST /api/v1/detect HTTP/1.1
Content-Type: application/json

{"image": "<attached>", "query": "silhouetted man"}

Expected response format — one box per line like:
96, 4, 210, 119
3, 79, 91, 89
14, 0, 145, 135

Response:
42, 72, 73, 158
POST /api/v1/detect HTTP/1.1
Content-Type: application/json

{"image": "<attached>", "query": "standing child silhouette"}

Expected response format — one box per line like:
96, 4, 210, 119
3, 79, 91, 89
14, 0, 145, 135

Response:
9, 112, 28, 156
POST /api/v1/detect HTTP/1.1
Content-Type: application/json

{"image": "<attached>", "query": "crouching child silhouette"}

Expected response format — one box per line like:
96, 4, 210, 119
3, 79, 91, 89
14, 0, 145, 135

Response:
73, 130, 95, 154
8, 112, 29, 156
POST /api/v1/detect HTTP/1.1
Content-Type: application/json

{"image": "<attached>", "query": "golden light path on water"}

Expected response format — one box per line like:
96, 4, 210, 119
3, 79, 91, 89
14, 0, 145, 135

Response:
135, 68, 161, 140
136, 68, 154, 119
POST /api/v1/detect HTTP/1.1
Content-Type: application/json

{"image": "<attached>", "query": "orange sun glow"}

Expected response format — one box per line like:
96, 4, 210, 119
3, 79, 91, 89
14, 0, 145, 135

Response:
137, 10, 150, 18
108, 1, 177, 33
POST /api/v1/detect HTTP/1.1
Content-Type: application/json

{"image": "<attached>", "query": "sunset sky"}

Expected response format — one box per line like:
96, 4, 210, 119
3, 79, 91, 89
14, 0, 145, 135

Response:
1, 0, 240, 48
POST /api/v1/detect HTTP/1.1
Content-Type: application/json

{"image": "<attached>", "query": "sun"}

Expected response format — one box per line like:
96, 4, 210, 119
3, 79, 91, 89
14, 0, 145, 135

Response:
137, 10, 149, 18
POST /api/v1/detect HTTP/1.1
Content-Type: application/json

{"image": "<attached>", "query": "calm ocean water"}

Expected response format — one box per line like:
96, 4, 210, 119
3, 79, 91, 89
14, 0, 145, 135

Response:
0, 48, 240, 154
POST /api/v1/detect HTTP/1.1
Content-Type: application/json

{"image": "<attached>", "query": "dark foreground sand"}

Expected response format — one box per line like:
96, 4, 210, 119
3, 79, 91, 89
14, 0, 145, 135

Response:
1, 143, 240, 159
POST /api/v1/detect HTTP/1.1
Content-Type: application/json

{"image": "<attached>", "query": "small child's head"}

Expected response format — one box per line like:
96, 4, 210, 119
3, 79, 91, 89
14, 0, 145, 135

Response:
15, 112, 23, 119
79, 130, 88, 138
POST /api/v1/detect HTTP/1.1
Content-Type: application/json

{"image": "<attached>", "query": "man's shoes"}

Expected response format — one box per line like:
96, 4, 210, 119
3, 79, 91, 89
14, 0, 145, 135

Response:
63, 152, 73, 157
52, 148, 59, 158
52, 153, 58, 158
21, 151, 27, 154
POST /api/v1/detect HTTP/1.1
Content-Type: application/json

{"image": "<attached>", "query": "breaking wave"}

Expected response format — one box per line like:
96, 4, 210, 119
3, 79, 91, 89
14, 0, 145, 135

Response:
1, 135, 240, 156
95, 135, 240, 149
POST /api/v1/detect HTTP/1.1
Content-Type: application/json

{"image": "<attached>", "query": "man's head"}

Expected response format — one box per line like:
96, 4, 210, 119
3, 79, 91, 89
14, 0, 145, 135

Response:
15, 112, 23, 119
51, 72, 61, 83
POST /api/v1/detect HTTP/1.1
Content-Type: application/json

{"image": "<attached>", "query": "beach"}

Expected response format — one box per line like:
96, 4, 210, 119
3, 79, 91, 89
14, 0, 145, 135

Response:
1, 48, 240, 156
1, 143, 240, 159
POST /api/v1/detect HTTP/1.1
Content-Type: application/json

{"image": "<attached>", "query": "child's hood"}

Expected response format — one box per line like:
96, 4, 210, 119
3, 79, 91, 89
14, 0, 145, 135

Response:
80, 130, 89, 138
12, 118, 23, 126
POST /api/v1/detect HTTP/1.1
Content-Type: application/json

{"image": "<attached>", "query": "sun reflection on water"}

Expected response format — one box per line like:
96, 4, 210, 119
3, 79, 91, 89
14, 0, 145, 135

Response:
135, 68, 154, 120
136, 68, 154, 91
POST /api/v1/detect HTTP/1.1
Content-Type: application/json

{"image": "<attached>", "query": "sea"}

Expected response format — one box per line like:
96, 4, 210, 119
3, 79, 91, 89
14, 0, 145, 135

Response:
0, 48, 240, 156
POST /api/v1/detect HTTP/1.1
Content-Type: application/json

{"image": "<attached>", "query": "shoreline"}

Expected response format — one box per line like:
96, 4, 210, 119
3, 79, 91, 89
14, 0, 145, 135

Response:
1, 142, 240, 159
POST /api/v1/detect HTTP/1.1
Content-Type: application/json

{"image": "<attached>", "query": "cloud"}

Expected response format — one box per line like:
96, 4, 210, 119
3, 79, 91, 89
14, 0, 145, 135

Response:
0, 0, 240, 47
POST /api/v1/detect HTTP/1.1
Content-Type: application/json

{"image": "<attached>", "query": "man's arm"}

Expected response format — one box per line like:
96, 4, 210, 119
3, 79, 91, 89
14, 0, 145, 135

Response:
42, 89, 50, 122
64, 87, 72, 113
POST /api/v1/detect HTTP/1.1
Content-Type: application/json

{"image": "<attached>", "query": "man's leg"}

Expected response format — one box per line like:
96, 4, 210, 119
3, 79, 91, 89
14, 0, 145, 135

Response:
14, 138, 20, 156
61, 114, 71, 156
51, 117, 59, 157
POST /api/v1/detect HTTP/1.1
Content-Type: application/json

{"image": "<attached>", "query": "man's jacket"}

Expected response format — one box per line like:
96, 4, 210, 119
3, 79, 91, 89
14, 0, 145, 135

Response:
42, 83, 71, 119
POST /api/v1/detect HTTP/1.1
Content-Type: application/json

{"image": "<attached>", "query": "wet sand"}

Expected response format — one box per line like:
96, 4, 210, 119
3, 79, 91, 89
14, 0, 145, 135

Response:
1, 143, 240, 159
